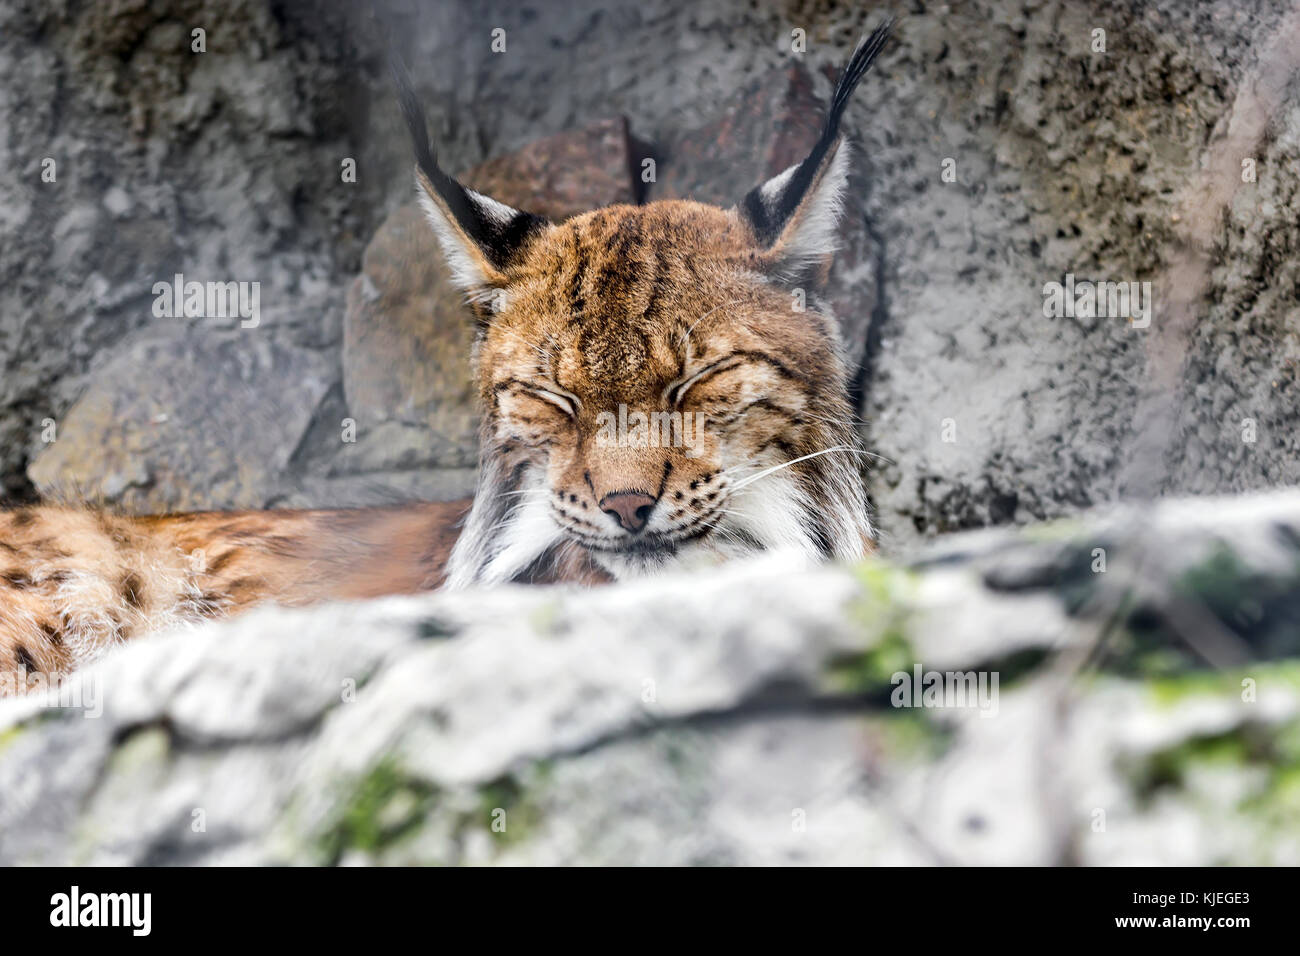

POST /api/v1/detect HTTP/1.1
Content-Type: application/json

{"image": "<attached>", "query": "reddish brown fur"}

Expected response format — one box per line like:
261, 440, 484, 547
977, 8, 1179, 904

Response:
0, 500, 469, 691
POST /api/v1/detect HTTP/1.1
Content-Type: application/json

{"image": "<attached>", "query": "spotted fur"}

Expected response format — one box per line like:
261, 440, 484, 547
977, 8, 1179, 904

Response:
0, 21, 891, 691
0, 502, 468, 688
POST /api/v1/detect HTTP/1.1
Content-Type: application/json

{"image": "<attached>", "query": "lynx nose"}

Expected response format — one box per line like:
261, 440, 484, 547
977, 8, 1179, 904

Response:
600, 492, 657, 534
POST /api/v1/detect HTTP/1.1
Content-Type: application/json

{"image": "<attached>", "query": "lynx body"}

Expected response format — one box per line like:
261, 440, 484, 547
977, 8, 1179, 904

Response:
0, 23, 891, 689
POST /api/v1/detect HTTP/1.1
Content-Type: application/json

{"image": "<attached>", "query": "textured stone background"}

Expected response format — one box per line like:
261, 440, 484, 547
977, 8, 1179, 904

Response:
1, 0, 1297, 548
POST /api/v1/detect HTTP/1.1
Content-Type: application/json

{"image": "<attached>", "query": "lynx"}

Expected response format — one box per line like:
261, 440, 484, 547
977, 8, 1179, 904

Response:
0, 22, 890, 690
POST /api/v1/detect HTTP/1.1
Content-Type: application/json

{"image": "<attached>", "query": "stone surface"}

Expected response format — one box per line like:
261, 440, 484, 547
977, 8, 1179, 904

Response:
0, 0, 380, 503
467, 117, 637, 220
855, 2, 1300, 542
268, 467, 478, 510
341, 207, 481, 466
1, 490, 1297, 865
28, 333, 335, 512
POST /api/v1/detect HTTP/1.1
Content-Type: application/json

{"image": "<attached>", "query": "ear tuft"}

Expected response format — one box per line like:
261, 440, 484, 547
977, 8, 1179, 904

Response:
740, 19, 892, 272
389, 44, 548, 291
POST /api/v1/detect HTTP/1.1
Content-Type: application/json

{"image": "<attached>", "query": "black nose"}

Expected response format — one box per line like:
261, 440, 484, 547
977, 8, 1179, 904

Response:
599, 492, 657, 533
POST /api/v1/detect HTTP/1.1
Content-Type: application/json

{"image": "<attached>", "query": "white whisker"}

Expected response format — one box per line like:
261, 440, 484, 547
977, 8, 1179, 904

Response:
729, 445, 860, 491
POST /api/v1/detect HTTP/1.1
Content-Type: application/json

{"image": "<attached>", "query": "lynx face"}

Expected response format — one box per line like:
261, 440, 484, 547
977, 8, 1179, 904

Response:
471, 201, 868, 582
394, 23, 891, 587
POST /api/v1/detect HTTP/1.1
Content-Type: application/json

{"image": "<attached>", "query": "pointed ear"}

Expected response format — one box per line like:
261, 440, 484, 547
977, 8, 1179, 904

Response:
739, 20, 892, 277
390, 49, 548, 296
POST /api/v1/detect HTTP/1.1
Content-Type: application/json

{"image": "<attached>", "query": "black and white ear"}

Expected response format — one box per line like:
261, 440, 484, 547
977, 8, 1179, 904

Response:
391, 49, 548, 296
739, 20, 892, 276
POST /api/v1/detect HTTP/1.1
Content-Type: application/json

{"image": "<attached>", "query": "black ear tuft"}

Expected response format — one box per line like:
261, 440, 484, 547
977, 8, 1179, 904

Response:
824, 18, 894, 147
388, 42, 438, 188
741, 18, 893, 249
386, 38, 548, 286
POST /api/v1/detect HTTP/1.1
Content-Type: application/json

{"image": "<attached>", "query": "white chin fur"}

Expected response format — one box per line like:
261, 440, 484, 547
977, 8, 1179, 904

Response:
451, 463, 855, 586
589, 539, 728, 580
589, 534, 816, 582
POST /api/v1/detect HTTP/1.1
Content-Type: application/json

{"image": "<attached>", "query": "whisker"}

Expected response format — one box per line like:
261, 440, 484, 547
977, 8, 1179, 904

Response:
729, 445, 860, 491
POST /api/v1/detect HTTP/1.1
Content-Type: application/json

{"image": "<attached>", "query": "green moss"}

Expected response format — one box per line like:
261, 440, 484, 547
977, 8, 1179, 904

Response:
1168, 543, 1300, 657
1229, 720, 1300, 829
826, 561, 917, 693
1176, 545, 1255, 615
317, 758, 437, 863
867, 709, 953, 761
475, 773, 542, 847
1274, 721, 1300, 766
1263, 764, 1300, 808
1130, 717, 1300, 817
1121, 663, 1300, 858
826, 630, 913, 694
1020, 518, 1086, 543
1148, 660, 1300, 707
106, 725, 170, 774
852, 561, 915, 611
0, 724, 24, 756
1131, 731, 1248, 803
528, 600, 563, 637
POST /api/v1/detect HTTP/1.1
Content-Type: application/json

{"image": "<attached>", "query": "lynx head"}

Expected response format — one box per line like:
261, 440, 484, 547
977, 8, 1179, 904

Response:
392, 23, 891, 588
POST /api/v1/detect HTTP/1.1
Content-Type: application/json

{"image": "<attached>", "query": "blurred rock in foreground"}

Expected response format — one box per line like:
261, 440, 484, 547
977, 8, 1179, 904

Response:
1, 489, 1298, 865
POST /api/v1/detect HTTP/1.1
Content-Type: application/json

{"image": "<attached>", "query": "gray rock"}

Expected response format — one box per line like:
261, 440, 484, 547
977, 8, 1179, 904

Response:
1, 490, 1296, 865
0, 0, 382, 501
28, 332, 335, 512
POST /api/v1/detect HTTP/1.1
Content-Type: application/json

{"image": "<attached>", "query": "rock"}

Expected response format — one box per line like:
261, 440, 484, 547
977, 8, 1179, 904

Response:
0, 0, 384, 502
268, 467, 477, 510
5, 0, 1299, 554
340, 209, 481, 465
340, 118, 638, 471
2, 489, 1297, 865
856, 2, 1300, 545
28, 333, 335, 513
466, 118, 637, 220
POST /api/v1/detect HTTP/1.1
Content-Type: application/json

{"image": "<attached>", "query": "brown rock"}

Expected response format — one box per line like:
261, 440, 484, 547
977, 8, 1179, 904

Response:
466, 117, 637, 219
342, 207, 479, 458
655, 65, 824, 206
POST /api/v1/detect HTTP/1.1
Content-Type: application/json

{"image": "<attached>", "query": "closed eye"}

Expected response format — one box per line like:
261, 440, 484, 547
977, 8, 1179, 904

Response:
664, 357, 745, 406
527, 384, 581, 417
